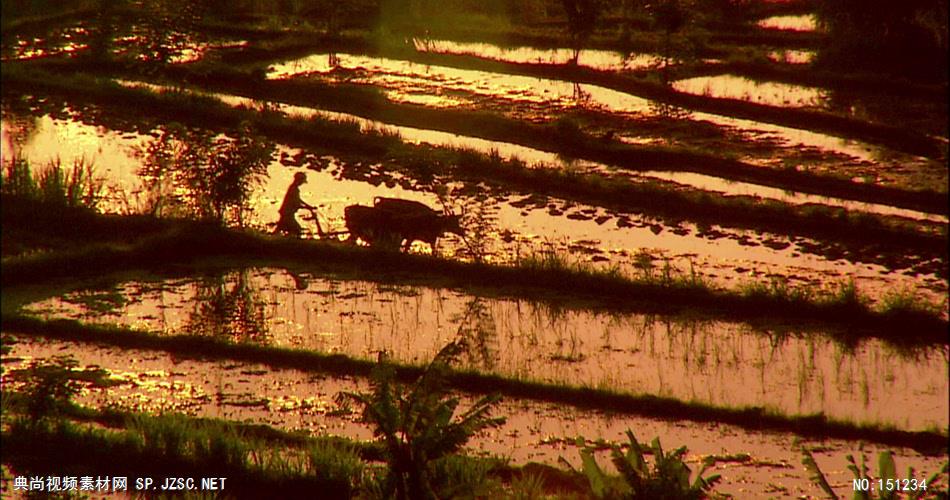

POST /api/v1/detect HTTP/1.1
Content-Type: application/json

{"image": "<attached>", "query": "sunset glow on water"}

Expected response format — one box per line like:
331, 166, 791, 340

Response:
3, 2, 946, 497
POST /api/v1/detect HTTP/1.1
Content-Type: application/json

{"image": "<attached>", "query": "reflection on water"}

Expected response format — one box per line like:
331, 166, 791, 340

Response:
136, 121, 275, 224
185, 270, 270, 342
673, 74, 825, 108
6, 335, 945, 499
756, 15, 818, 31
108, 81, 945, 224
2, 107, 945, 304
690, 109, 879, 163
6, 94, 939, 229
24, 268, 950, 431
633, 170, 947, 224
266, 52, 914, 167
115, 78, 564, 166
267, 53, 656, 114
768, 50, 815, 65
1, 25, 91, 61
1, 21, 244, 64
412, 38, 667, 72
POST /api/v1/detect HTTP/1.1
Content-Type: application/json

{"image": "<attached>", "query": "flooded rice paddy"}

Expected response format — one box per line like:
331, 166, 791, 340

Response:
671, 74, 825, 108
21, 268, 950, 431
1, 22, 246, 63
4, 334, 945, 499
755, 15, 818, 32
266, 52, 658, 115
412, 38, 668, 71
265, 50, 947, 192
767, 49, 815, 64
112, 80, 946, 222
10, 89, 944, 225
3, 110, 946, 308
629, 170, 947, 224
3, 13, 948, 497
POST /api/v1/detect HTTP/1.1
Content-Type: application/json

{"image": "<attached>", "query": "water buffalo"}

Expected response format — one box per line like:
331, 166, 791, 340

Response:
373, 197, 439, 217
343, 204, 402, 251
374, 197, 463, 252
345, 199, 463, 253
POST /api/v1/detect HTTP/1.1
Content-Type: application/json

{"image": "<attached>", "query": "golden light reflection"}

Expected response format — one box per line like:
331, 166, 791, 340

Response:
3, 6, 947, 498
0, 114, 151, 212
633, 171, 948, 223
2, 27, 245, 64
266, 53, 655, 114
6, 335, 943, 499
756, 15, 818, 32
262, 52, 916, 169
2, 26, 90, 61
767, 50, 815, 65
3, 110, 943, 304
689, 109, 880, 162
413, 38, 667, 71
120, 64, 915, 182
672, 74, 825, 108
22, 269, 949, 430
115, 77, 945, 205
165, 41, 249, 64
117, 79, 564, 166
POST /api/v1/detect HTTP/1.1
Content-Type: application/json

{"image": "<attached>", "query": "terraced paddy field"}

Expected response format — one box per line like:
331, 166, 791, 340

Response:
2, 1, 947, 498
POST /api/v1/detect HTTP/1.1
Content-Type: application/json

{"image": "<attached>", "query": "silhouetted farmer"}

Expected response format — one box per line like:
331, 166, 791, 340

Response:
275, 172, 314, 237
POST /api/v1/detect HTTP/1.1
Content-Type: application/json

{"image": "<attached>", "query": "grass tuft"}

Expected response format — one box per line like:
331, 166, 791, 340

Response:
1, 156, 103, 210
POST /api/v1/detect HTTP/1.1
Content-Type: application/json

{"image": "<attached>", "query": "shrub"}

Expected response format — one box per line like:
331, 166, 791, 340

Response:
569, 430, 721, 499
337, 341, 506, 500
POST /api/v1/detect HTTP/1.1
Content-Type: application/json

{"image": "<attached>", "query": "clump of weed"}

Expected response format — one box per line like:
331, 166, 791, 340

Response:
800, 443, 949, 500
552, 116, 586, 147
133, 413, 194, 460
1, 156, 103, 209
822, 278, 867, 310
518, 248, 574, 272
307, 441, 366, 498
632, 251, 707, 290
0, 157, 35, 197
130, 413, 276, 478
2, 408, 361, 497
429, 454, 501, 498
508, 471, 548, 499
876, 288, 945, 318
363, 122, 403, 142
739, 278, 814, 305
566, 430, 721, 499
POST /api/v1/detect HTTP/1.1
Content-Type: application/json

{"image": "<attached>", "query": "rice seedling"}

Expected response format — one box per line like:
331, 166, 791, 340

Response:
306, 440, 366, 497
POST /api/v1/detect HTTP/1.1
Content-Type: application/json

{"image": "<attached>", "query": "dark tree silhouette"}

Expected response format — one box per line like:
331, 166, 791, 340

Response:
561, 0, 607, 63
814, 0, 948, 80
647, 0, 687, 84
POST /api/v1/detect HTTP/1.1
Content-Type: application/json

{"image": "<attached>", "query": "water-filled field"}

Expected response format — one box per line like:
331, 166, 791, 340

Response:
3, 2, 947, 497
